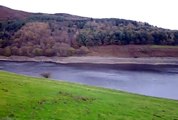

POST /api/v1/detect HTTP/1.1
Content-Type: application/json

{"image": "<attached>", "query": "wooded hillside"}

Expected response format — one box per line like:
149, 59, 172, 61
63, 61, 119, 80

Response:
0, 5, 178, 57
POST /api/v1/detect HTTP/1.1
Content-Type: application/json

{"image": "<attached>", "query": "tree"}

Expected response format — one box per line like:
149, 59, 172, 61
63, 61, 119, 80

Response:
44, 49, 56, 57
3, 46, 11, 56
32, 48, 43, 56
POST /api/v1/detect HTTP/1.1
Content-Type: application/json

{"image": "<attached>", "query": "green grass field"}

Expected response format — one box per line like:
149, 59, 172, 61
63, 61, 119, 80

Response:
0, 71, 178, 120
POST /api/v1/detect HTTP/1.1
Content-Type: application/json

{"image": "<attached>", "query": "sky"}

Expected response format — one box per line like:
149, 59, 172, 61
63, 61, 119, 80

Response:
0, 0, 178, 30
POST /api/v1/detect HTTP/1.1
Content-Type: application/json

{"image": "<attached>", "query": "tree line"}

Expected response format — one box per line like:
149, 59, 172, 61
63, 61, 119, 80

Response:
0, 13, 178, 57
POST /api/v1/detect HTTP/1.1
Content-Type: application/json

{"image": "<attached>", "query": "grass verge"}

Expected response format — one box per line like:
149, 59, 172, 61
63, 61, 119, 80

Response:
0, 71, 178, 120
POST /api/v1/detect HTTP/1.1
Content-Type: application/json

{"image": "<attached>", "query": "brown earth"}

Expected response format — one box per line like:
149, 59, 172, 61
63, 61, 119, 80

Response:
88, 45, 178, 57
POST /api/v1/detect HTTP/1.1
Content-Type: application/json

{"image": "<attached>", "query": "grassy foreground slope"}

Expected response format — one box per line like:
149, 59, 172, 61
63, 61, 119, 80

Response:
0, 71, 178, 120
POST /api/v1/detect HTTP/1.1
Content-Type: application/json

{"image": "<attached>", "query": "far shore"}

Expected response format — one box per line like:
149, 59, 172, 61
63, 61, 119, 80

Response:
0, 56, 178, 65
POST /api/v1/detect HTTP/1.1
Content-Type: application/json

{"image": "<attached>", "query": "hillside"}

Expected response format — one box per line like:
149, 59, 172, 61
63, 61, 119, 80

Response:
0, 5, 31, 21
0, 5, 178, 57
0, 71, 178, 119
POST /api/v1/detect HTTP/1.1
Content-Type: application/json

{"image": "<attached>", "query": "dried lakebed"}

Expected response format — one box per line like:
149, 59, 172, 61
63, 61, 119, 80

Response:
1, 61, 178, 100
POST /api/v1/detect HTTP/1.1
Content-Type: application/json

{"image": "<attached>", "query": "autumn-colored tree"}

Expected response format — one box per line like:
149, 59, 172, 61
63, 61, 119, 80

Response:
3, 46, 11, 56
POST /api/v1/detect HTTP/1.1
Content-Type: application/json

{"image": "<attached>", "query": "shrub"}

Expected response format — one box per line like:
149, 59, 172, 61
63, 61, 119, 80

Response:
3, 47, 11, 57
40, 72, 51, 78
75, 46, 89, 55
32, 48, 43, 56
44, 48, 56, 57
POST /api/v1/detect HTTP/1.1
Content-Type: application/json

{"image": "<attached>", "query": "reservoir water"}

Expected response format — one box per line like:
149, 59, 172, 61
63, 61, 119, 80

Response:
0, 61, 178, 100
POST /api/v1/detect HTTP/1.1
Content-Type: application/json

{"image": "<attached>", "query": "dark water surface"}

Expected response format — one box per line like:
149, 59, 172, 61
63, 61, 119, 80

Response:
0, 61, 178, 100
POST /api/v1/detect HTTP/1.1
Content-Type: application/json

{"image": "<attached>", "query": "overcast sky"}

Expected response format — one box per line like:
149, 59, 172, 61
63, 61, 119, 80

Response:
0, 0, 178, 30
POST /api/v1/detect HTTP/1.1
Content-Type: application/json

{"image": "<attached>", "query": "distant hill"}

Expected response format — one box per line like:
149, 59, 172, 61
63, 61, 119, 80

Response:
0, 5, 178, 57
0, 5, 31, 21
0, 6, 88, 21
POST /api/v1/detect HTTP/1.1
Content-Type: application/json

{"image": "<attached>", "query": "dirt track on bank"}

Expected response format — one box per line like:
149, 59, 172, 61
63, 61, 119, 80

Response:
0, 56, 178, 65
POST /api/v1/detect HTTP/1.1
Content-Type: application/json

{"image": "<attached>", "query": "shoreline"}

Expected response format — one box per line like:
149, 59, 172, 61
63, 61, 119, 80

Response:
0, 56, 178, 65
